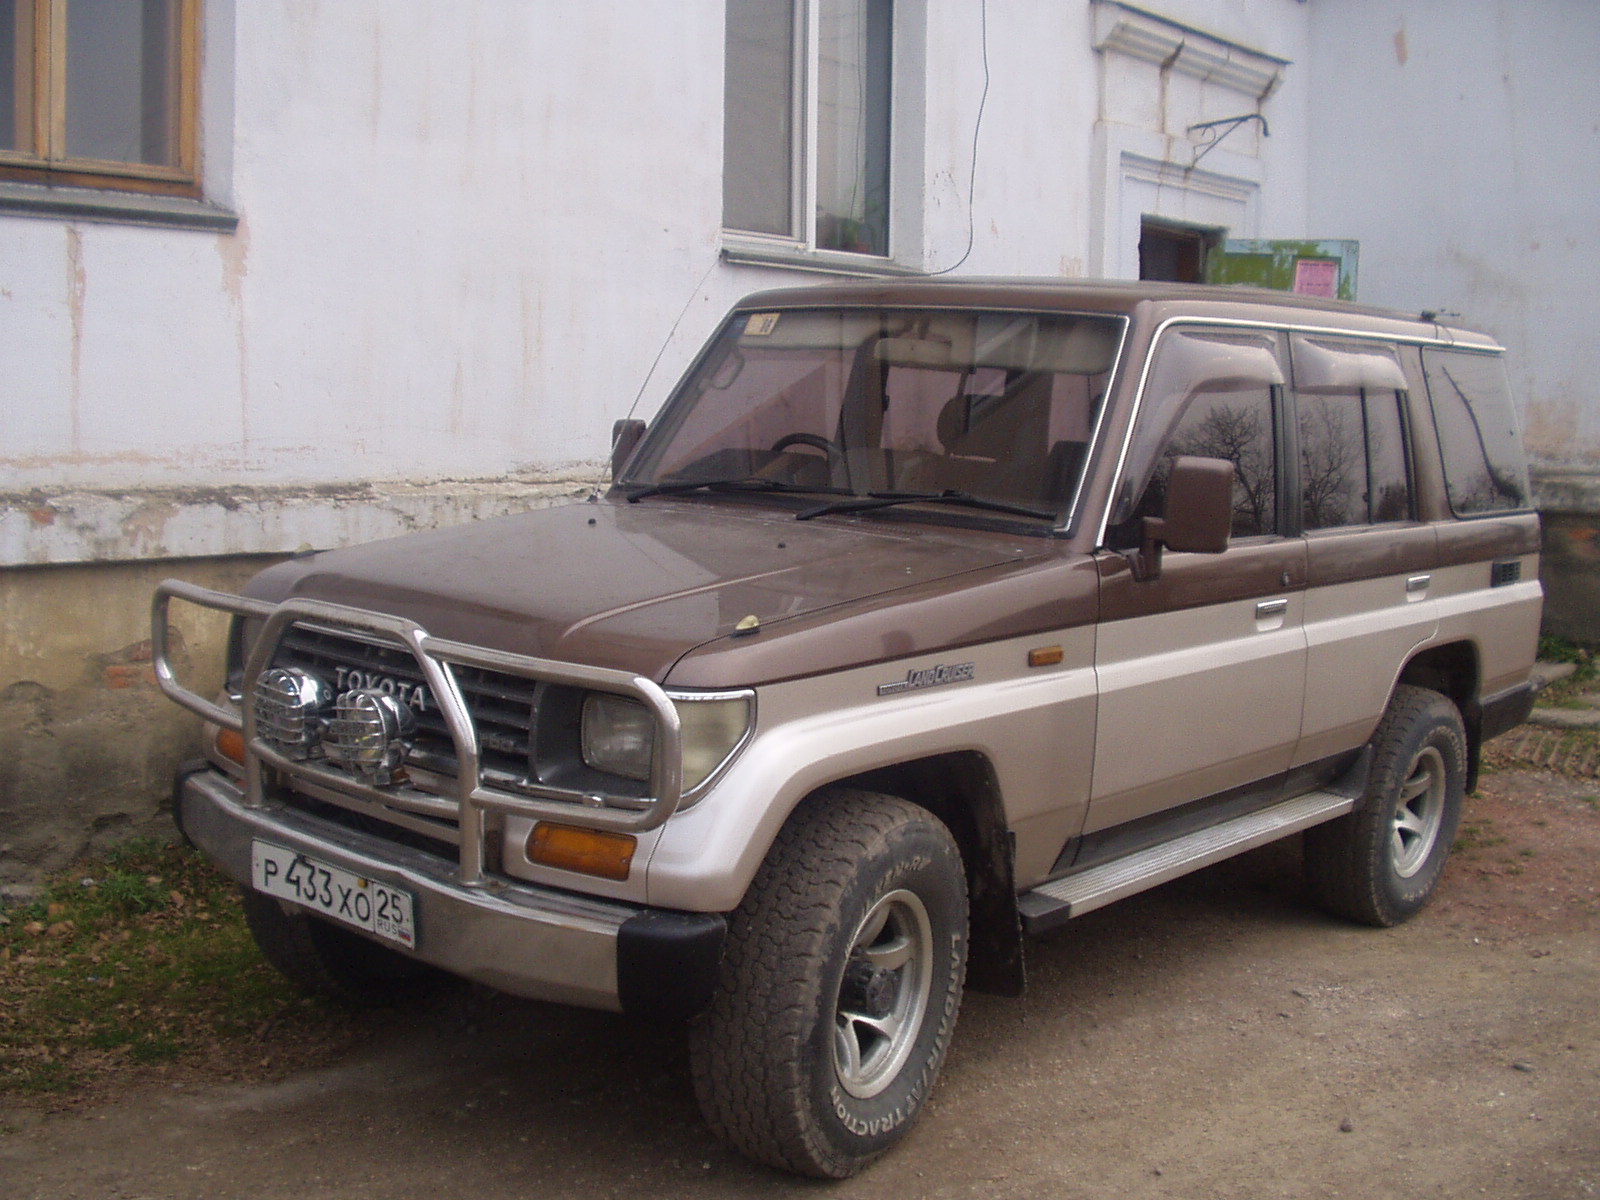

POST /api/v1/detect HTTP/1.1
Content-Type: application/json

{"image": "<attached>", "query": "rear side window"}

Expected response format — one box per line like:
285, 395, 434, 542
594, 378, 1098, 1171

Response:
1422, 349, 1532, 515
1291, 337, 1412, 530
1298, 391, 1411, 528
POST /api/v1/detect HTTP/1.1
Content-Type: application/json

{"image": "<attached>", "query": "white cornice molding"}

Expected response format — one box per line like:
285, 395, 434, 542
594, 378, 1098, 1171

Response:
1092, 2, 1288, 101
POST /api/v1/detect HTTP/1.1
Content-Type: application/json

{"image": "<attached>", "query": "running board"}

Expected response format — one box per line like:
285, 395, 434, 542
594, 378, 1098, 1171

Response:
1018, 791, 1356, 935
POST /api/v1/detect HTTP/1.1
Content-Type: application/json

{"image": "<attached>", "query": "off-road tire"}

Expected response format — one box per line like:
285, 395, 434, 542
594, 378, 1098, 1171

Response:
689, 790, 969, 1178
239, 887, 436, 1005
1304, 685, 1467, 927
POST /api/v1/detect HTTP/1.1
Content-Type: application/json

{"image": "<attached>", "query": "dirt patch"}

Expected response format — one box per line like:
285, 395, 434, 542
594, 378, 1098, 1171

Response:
2, 764, 1597, 1199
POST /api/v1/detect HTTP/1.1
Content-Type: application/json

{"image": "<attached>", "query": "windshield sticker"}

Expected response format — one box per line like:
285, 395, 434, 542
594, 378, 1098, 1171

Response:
744, 312, 781, 337
877, 662, 977, 696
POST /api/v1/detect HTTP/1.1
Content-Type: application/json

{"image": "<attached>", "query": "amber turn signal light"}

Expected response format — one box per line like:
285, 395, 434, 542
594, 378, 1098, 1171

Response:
215, 726, 246, 765
1028, 645, 1065, 668
526, 823, 637, 881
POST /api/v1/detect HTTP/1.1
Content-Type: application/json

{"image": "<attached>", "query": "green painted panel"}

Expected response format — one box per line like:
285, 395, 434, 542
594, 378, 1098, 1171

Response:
1206, 239, 1359, 301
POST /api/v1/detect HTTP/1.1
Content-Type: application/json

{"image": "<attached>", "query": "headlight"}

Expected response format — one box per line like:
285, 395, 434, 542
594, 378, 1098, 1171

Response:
581, 693, 655, 781
580, 690, 753, 792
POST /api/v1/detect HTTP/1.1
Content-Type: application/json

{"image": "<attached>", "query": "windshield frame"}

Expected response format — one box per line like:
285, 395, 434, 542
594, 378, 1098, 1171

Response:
616, 302, 1131, 536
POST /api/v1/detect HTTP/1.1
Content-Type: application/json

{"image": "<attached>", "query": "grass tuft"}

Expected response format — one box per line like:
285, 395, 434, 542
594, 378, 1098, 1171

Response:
0, 837, 353, 1100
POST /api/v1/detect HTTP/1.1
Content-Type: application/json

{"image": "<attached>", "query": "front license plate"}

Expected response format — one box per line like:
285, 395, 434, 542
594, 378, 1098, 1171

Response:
251, 841, 416, 950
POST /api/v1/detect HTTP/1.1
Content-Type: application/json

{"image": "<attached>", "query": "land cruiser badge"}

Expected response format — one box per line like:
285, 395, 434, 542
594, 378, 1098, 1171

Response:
877, 661, 976, 696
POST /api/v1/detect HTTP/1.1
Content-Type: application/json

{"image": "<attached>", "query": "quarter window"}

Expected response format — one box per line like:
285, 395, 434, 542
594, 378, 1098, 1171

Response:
1422, 348, 1532, 516
723, 0, 893, 257
0, 0, 199, 194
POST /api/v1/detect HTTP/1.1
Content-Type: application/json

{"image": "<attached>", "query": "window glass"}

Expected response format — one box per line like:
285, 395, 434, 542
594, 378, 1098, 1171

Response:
0, 1, 35, 154
1367, 392, 1411, 522
723, 0, 795, 238
1109, 327, 1284, 542
1299, 393, 1367, 529
0, 0, 195, 189
626, 308, 1123, 519
723, 0, 893, 256
1297, 390, 1411, 529
1160, 388, 1277, 538
815, 0, 891, 255
65, 0, 180, 167
1422, 348, 1532, 515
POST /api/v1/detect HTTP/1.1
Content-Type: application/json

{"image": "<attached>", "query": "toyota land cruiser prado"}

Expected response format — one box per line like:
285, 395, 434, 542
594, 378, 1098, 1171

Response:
154, 280, 1542, 1177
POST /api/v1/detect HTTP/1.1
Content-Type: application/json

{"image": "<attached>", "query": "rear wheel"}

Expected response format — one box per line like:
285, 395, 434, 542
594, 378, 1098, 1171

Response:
1304, 685, 1467, 926
689, 790, 969, 1178
239, 887, 437, 1005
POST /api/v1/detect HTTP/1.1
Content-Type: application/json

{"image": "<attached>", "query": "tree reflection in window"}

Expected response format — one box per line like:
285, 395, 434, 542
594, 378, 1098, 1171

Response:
1300, 390, 1411, 529
1143, 389, 1277, 539
1424, 353, 1531, 516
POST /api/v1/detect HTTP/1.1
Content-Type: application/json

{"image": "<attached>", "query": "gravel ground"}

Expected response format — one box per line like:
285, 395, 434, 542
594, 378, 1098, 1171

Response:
2, 761, 1597, 1199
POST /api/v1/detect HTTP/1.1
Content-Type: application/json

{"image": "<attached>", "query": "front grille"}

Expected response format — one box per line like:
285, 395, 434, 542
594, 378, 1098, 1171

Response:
269, 624, 535, 778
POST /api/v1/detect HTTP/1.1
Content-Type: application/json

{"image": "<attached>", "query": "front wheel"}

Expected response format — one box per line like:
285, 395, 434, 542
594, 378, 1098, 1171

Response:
689, 790, 969, 1178
1304, 685, 1467, 927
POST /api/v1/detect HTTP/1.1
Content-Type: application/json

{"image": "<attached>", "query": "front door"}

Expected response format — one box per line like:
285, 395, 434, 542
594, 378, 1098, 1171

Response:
1086, 324, 1308, 843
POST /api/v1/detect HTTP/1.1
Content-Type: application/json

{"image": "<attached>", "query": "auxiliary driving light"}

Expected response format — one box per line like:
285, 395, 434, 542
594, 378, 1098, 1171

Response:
253, 667, 335, 759
324, 689, 416, 783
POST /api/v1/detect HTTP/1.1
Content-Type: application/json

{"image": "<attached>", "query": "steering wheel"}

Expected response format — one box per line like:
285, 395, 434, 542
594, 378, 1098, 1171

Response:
771, 432, 846, 468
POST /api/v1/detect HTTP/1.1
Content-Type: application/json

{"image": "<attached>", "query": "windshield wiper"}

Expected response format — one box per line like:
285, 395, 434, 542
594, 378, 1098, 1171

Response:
795, 490, 1059, 522
625, 477, 844, 502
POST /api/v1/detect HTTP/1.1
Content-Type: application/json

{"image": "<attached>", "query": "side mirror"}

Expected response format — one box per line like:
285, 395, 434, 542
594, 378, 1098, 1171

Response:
611, 419, 646, 479
1134, 455, 1233, 581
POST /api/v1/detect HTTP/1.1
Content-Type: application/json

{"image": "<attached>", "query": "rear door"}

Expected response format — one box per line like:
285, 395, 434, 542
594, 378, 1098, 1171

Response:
1289, 335, 1439, 768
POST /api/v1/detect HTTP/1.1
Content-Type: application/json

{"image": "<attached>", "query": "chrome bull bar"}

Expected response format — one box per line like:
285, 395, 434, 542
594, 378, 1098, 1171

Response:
152, 579, 685, 886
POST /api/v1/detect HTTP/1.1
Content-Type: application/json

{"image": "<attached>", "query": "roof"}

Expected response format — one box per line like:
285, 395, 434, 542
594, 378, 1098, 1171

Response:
727, 277, 1500, 349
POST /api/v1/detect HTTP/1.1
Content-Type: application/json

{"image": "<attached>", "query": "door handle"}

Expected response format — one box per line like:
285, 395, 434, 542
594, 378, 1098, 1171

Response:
1255, 598, 1289, 619
1406, 574, 1432, 594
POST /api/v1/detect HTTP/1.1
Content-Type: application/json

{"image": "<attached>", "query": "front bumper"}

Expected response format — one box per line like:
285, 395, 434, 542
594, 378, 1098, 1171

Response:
176, 766, 724, 1018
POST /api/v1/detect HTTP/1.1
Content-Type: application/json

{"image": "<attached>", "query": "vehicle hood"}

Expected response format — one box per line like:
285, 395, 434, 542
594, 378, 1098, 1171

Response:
244, 497, 1056, 685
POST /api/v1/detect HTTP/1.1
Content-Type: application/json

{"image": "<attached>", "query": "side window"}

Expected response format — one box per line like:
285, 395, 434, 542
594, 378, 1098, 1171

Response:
1, 0, 201, 196
1297, 391, 1411, 529
1161, 388, 1278, 537
1291, 336, 1413, 530
1108, 327, 1285, 547
724, 0, 894, 257
1422, 348, 1532, 515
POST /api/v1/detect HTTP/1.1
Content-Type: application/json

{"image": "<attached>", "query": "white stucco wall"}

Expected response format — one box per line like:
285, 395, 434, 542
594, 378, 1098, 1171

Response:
1305, 0, 1600, 464
3, 5, 727, 500
1, 0, 1321, 566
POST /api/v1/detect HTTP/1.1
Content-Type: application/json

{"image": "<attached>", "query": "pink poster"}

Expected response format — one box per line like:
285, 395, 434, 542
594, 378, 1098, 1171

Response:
1293, 258, 1339, 298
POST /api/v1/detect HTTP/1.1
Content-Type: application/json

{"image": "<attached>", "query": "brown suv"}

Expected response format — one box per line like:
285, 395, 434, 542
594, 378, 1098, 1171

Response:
155, 280, 1542, 1177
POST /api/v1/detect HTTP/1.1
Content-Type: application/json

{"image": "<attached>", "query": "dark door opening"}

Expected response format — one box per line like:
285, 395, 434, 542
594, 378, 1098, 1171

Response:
1139, 220, 1219, 283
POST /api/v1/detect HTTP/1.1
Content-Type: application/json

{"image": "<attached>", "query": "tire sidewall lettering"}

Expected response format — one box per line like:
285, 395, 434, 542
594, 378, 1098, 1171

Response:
808, 826, 967, 1154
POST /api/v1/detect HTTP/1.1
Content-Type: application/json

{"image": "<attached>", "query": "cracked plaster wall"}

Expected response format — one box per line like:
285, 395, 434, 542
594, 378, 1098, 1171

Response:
0, 483, 588, 899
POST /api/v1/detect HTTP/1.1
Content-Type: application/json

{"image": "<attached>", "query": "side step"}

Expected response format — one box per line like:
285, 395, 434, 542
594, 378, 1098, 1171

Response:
1018, 790, 1356, 935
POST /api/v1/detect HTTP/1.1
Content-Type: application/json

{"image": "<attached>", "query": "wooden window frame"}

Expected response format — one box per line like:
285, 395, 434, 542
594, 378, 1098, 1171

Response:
1, 0, 201, 197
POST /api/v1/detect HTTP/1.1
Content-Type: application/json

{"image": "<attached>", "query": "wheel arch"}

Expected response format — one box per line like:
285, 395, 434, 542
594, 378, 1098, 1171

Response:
828, 751, 1025, 997
1397, 639, 1484, 790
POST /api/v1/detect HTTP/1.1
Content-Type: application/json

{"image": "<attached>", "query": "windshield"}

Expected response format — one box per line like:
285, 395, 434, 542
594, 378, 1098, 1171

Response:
621, 307, 1124, 525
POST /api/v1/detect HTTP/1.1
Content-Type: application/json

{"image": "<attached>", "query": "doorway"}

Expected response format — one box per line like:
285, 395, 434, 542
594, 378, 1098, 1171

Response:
1139, 220, 1220, 283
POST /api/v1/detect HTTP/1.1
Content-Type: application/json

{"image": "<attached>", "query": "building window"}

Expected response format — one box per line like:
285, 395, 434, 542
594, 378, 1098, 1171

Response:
1, 0, 199, 195
724, 0, 892, 257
